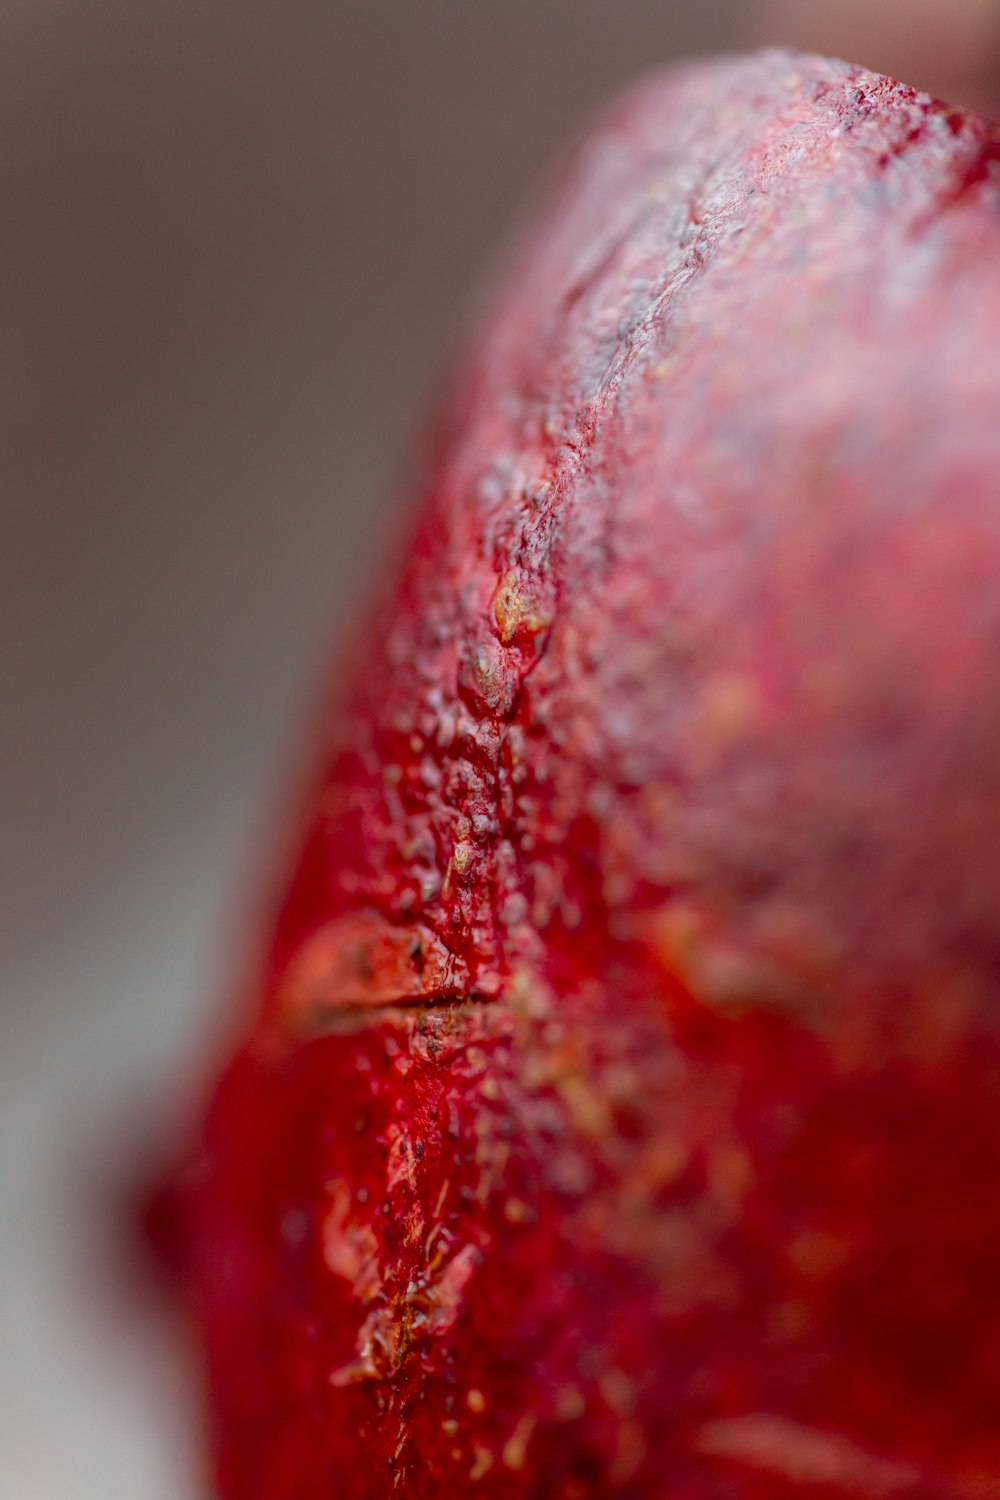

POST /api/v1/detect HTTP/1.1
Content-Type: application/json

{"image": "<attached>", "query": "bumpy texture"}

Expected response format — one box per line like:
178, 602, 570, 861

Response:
172, 50, 1000, 1499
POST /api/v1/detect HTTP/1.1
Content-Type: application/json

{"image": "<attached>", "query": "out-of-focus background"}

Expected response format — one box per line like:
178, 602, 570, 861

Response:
2, 3, 997, 1496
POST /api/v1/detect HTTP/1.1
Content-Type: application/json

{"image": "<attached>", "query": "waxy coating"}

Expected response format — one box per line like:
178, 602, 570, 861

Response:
174, 50, 1000, 1499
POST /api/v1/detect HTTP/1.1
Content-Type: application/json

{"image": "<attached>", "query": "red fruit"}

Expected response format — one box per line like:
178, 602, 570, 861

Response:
171, 49, 1000, 1499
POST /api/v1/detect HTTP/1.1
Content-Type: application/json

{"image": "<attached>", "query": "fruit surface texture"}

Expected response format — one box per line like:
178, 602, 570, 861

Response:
174, 50, 1000, 1499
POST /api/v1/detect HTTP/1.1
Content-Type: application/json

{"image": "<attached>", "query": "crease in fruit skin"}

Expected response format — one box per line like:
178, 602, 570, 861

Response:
170, 48, 1000, 1500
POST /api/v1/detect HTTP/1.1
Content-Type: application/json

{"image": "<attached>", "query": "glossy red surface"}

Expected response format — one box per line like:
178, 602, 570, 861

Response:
171, 50, 1000, 1498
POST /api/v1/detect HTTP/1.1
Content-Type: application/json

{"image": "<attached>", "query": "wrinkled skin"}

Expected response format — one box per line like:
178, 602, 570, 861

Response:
170, 50, 1000, 1500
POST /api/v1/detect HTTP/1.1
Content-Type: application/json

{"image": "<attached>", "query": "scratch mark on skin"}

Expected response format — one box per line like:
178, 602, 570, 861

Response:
322, 1182, 382, 1302
406, 1243, 483, 1336
275, 912, 491, 1026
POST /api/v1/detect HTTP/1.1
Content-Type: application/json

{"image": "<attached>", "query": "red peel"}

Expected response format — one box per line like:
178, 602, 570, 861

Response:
171, 50, 1000, 1499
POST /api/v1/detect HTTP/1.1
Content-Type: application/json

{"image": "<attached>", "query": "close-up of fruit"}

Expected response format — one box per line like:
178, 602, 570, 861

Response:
161, 46, 1000, 1500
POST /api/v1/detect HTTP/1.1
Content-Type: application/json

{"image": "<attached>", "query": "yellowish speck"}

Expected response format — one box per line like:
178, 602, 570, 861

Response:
555, 1386, 586, 1421
788, 1229, 851, 1281
469, 1445, 494, 1481
709, 1147, 755, 1203
493, 570, 550, 644
502, 1413, 537, 1471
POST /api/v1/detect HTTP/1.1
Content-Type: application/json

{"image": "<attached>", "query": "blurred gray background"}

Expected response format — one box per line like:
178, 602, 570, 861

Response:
3, 2, 997, 1496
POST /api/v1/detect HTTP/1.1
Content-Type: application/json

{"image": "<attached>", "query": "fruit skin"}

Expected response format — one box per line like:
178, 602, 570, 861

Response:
171, 49, 1000, 1500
